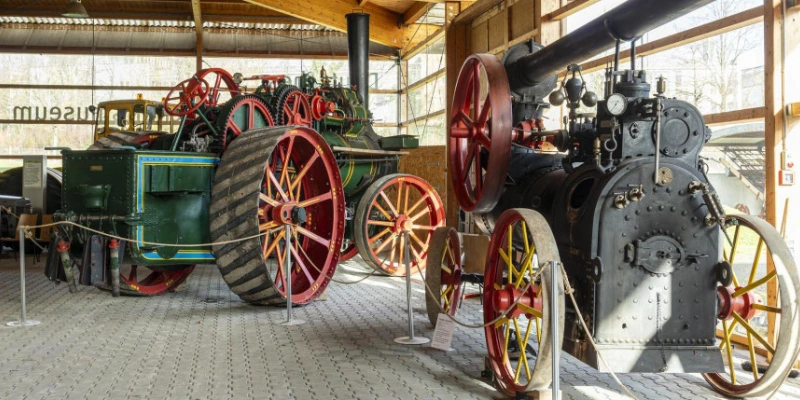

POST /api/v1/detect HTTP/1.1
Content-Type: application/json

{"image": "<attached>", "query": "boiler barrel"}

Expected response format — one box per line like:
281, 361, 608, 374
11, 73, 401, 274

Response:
505, 0, 714, 92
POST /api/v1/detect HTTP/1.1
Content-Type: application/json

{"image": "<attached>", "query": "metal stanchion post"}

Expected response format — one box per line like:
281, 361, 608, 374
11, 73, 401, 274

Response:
6, 228, 40, 327
394, 231, 429, 345
551, 260, 560, 400
278, 225, 304, 326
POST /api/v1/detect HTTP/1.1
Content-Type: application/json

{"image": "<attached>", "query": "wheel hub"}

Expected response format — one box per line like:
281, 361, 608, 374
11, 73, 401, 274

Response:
393, 214, 413, 233
716, 285, 760, 320
492, 284, 541, 319
271, 203, 306, 226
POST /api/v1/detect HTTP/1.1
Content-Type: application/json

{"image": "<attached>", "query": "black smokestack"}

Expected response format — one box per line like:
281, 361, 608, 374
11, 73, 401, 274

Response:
346, 12, 370, 109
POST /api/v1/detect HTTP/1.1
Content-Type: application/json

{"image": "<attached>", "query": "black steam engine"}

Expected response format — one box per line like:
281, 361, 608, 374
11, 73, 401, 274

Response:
423, 0, 800, 397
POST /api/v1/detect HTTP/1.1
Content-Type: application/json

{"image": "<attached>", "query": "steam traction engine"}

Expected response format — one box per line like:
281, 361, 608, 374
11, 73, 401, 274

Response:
46, 13, 444, 303
423, 0, 800, 397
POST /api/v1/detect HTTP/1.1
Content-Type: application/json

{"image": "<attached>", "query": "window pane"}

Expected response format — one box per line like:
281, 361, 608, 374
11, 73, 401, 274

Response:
643, 23, 764, 114
408, 115, 445, 146
406, 38, 445, 85
370, 94, 398, 124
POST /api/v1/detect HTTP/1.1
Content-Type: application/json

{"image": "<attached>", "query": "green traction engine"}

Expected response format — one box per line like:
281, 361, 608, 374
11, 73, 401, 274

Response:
45, 13, 446, 303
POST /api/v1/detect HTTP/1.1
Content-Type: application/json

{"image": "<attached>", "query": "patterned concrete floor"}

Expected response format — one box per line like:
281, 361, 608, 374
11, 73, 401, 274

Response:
1, 255, 799, 400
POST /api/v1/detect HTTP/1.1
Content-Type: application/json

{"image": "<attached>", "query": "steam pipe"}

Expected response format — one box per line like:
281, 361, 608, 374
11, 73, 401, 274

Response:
346, 13, 370, 109
505, 0, 714, 92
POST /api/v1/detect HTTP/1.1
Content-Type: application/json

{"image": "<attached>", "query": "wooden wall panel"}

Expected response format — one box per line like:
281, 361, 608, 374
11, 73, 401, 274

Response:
509, 0, 535, 40
487, 10, 508, 51
399, 146, 447, 196
469, 21, 489, 53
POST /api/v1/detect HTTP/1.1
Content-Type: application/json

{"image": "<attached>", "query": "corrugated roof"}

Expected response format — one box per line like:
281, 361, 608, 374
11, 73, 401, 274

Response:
0, 16, 336, 32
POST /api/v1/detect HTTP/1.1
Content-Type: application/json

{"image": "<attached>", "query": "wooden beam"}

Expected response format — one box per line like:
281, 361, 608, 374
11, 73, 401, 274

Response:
403, 2, 432, 25
243, 0, 403, 48
191, 0, 204, 72
581, 6, 764, 74
402, 27, 445, 60
543, 0, 599, 22
703, 107, 765, 126
451, 0, 504, 25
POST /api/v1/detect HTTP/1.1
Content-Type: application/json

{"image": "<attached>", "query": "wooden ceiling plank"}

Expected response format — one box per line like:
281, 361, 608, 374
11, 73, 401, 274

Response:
243, 0, 403, 48
403, 2, 430, 25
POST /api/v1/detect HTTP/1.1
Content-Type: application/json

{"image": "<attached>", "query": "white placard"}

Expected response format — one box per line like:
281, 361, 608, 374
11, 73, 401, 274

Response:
431, 313, 455, 351
23, 161, 43, 187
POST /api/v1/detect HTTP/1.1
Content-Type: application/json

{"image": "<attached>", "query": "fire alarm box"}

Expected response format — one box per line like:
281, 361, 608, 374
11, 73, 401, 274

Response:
780, 170, 795, 186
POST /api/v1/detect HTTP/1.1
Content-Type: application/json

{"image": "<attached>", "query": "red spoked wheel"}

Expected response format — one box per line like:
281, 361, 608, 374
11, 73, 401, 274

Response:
216, 94, 275, 147
191, 68, 241, 108
275, 86, 313, 127
164, 76, 210, 117
210, 126, 345, 305
353, 174, 446, 277
118, 265, 195, 296
449, 54, 512, 213
484, 209, 564, 396
702, 214, 800, 398
425, 227, 463, 326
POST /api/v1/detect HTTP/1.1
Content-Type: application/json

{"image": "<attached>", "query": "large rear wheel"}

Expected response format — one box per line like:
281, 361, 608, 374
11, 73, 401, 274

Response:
210, 126, 345, 305
483, 209, 564, 396
702, 214, 800, 398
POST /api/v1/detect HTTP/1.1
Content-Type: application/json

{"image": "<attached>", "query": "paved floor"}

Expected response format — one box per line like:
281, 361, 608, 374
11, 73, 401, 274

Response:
1, 255, 799, 400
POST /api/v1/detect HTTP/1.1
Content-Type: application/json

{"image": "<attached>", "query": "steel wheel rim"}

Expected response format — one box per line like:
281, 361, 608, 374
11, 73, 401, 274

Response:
702, 214, 800, 397
258, 128, 344, 304
356, 174, 445, 276
164, 77, 209, 117
449, 54, 512, 213
484, 209, 561, 395
119, 265, 195, 295
192, 68, 240, 108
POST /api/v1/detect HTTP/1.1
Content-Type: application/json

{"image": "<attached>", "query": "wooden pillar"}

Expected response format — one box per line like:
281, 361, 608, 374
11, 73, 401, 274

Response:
444, 17, 469, 229
764, 0, 799, 351
196, 32, 203, 72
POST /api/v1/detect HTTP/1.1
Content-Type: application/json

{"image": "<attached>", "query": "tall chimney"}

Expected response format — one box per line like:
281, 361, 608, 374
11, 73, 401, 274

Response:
346, 12, 370, 109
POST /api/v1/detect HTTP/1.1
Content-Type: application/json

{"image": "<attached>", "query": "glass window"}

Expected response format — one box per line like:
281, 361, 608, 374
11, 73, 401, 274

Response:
643, 23, 764, 114
372, 126, 398, 137
370, 94, 398, 124
407, 76, 445, 120
406, 38, 445, 85
409, 115, 446, 146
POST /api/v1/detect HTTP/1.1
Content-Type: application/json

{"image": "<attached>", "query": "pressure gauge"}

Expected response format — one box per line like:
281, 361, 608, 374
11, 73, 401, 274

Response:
606, 93, 628, 116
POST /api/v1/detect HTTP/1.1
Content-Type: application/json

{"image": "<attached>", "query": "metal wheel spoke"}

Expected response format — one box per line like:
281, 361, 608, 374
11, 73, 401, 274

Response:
378, 191, 399, 217
721, 319, 737, 384
289, 152, 319, 193
296, 191, 332, 208
294, 226, 330, 248
733, 270, 777, 297
731, 312, 775, 354
403, 192, 431, 218
747, 239, 765, 285
265, 165, 289, 201
373, 234, 396, 254
367, 220, 394, 227
368, 228, 392, 245
289, 245, 316, 284
259, 221, 278, 232
262, 230, 284, 260
259, 192, 280, 207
